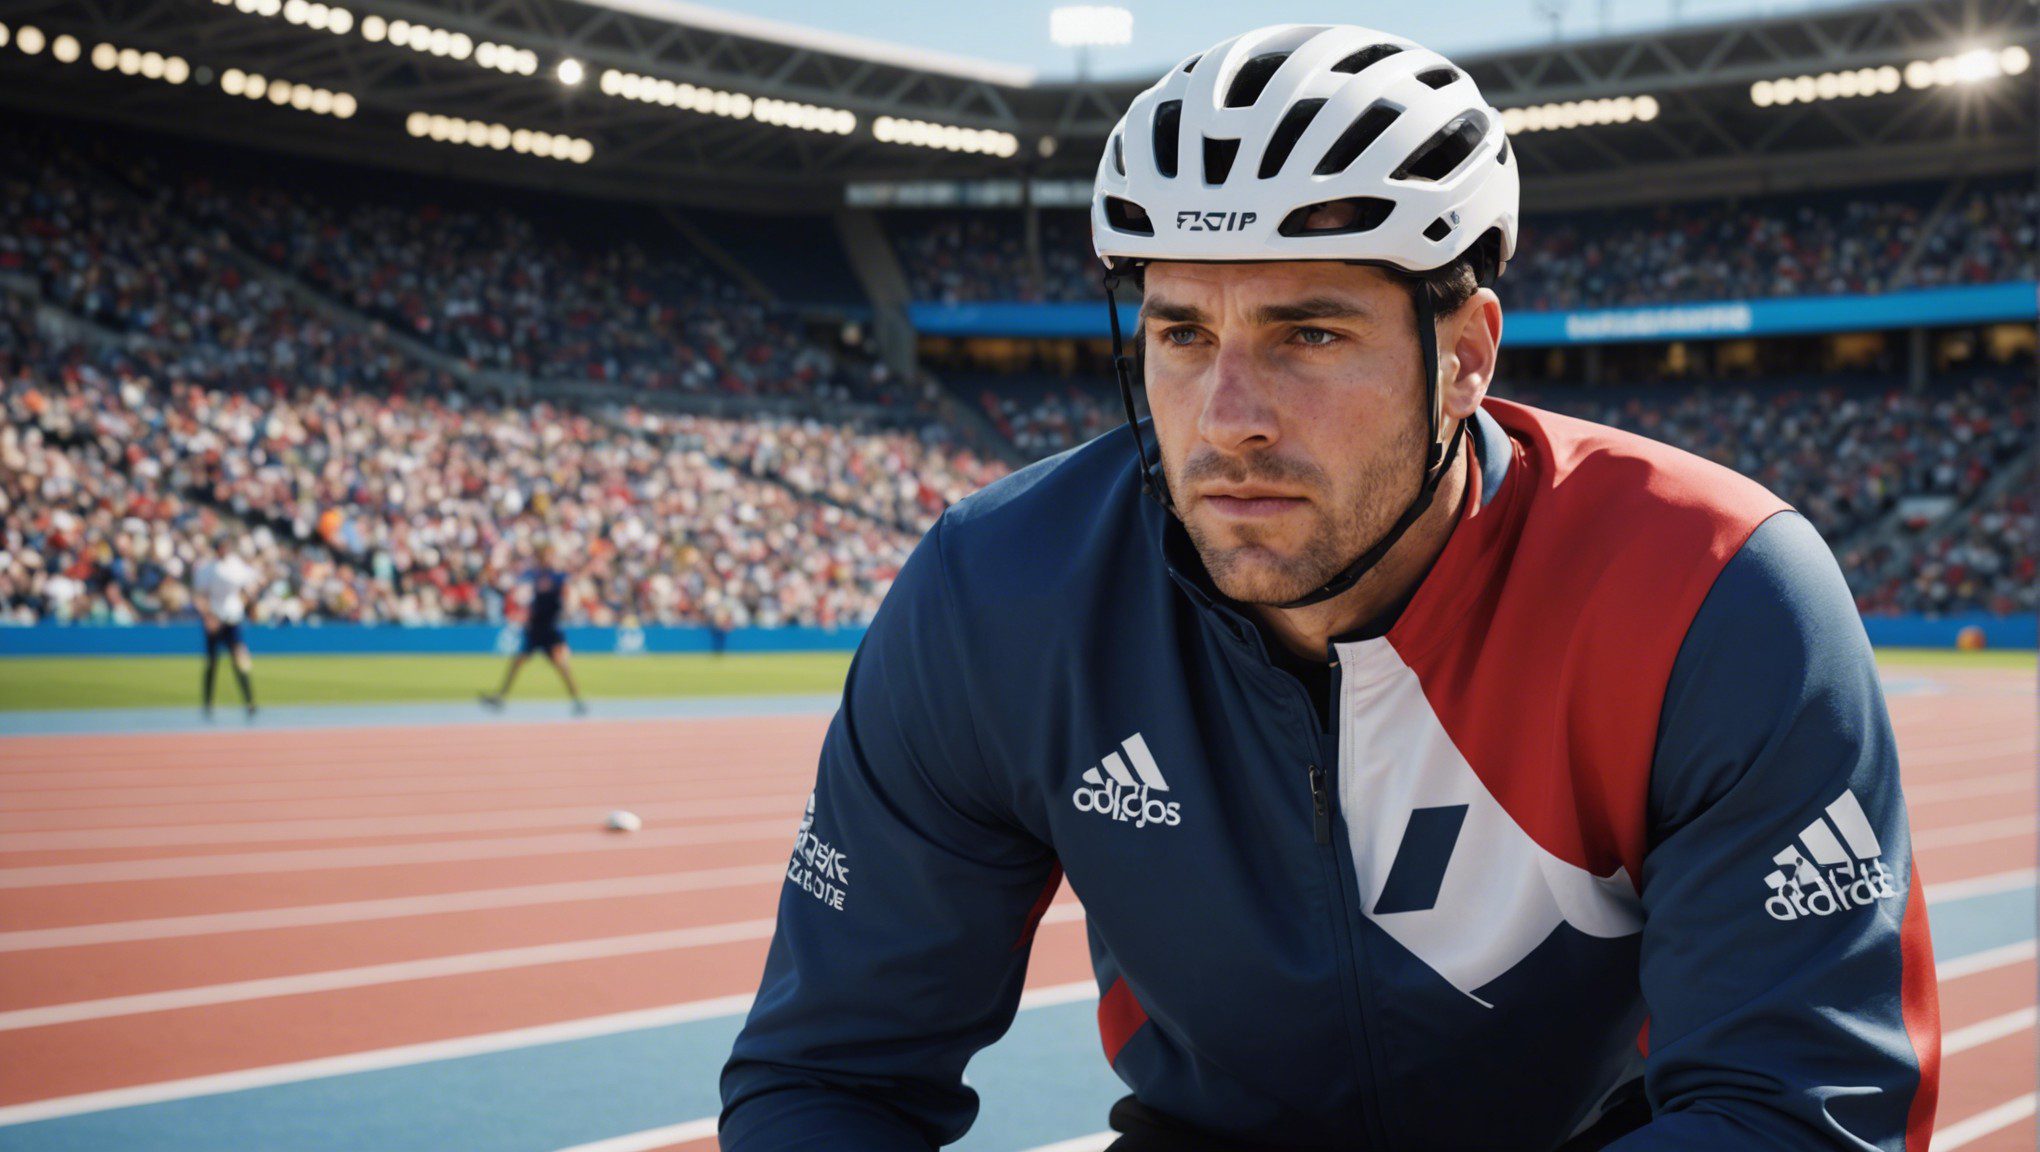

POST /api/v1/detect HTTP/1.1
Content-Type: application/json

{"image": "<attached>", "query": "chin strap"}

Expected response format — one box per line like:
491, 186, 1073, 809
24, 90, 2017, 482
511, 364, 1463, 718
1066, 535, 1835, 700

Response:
1104, 267, 1170, 511
1101, 264, 1463, 611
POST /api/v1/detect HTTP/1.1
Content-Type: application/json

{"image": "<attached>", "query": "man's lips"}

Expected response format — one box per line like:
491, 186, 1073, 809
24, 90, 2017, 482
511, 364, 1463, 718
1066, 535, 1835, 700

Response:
1200, 488, 1308, 518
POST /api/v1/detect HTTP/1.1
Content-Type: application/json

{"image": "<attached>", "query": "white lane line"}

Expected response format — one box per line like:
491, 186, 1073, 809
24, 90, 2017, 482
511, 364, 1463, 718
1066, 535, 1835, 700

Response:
0, 906, 1089, 1033
1914, 816, 2035, 850
1935, 1094, 2037, 1150
1019, 1134, 1117, 1152
0, 977, 1098, 1128
0, 795, 803, 851
0, 864, 788, 953
1938, 941, 2036, 981
0, 820, 796, 889
549, 1117, 719, 1151
1925, 869, 2036, 903
1944, 1008, 2036, 1056
1908, 771, 2034, 805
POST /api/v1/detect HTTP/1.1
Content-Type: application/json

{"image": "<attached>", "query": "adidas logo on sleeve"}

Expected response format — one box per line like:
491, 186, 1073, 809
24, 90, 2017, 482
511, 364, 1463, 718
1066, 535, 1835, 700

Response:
1072, 733, 1182, 829
1762, 789, 1899, 922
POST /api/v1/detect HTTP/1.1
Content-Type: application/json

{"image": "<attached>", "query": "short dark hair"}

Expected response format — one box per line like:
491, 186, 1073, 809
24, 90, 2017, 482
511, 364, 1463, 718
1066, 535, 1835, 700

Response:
1395, 226, 1504, 317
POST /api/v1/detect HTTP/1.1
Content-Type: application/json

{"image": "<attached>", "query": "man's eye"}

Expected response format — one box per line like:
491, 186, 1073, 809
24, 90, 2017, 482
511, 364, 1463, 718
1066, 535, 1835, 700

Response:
1294, 327, 1339, 347
1163, 328, 1201, 347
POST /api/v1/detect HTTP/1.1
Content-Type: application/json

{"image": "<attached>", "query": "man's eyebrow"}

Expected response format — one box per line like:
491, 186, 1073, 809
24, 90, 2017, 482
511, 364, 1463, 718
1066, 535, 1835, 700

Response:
1141, 297, 1206, 325
1250, 296, 1374, 325
1139, 295, 1375, 327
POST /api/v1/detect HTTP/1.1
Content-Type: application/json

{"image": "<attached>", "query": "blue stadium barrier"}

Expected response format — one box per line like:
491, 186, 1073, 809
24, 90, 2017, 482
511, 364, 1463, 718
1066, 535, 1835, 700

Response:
1858, 613, 2036, 651
908, 280, 2040, 344
2, 616, 2030, 655
0, 623, 870, 657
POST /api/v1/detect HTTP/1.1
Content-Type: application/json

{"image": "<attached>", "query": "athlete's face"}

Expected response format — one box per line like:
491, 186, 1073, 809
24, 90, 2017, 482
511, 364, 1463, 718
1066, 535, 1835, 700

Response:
1141, 261, 1432, 606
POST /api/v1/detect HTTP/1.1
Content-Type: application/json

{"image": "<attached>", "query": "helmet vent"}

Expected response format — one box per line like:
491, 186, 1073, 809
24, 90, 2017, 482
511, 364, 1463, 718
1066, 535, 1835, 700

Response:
1497, 136, 1511, 165
1225, 52, 1291, 108
1330, 44, 1402, 74
1258, 98, 1326, 178
1153, 100, 1182, 178
1314, 102, 1401, 176
1104, 197, 1154, 236
1182, 53, 1201, 73
1392, 112, 1485, 182
1111, 133, 1126, 176
1423, 216, 1454, 242
1203, 137, 1240, 184
1277, 197, 1395, 237
1416, 67, 1460, 89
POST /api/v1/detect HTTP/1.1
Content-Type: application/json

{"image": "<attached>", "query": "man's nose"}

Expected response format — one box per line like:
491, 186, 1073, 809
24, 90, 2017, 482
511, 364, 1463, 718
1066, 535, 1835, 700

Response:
1197, 344, 1279, 453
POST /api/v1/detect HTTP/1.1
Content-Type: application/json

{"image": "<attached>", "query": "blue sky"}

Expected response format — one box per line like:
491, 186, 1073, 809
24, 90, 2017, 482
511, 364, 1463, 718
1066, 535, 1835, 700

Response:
692, 0, 1871, 81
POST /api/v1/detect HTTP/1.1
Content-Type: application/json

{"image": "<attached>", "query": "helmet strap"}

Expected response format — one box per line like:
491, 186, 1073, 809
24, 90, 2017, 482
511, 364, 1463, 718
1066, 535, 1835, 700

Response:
1104, 268, 1171, 510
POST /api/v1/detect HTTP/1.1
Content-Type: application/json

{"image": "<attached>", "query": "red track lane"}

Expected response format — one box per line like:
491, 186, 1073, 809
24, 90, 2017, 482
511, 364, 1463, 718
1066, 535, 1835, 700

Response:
0, 843, 802, 928
0, 914, 1097, 1106
0, 775, 813, 832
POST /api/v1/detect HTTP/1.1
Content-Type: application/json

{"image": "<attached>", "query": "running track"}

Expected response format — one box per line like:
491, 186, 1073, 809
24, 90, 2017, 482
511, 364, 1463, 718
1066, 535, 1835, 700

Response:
0, 669, 2030, 1151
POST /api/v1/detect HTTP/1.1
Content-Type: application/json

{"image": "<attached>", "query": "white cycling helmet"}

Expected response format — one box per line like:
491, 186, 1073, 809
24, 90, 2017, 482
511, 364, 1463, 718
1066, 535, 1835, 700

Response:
1091, 25, 1519, 610
1091, 23, 1518, 277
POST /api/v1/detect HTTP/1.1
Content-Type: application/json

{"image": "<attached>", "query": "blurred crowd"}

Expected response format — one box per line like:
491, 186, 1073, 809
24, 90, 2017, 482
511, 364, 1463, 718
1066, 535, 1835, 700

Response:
890, 178, 2038, 309
1, 303, 996, 628
1, 120, 2028, 627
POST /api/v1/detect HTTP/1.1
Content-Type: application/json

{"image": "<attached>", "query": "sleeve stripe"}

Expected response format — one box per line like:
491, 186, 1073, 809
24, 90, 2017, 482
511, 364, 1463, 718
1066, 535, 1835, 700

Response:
1900, 864, 1942, 1152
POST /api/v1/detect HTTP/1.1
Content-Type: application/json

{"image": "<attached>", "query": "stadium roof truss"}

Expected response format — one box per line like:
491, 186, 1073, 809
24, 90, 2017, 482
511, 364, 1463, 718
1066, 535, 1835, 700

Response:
0, 0, 2029, 209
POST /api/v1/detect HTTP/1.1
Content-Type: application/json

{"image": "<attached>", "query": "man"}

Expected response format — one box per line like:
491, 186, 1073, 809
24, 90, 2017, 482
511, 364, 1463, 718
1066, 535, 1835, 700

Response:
482, 541, 588, 714
192, 537, 259, 719
722, 25, 1938, 1151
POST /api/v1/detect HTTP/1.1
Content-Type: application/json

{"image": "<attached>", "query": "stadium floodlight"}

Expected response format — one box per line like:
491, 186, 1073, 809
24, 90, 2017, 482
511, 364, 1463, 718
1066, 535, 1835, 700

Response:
1050, 6, 1129, 81
51, 34, 78, 64
1903, 46, 2027, 90
1499, 93, 1656, 135
1751, 66, 1901, 108
16, 25, 44, 55
556, 58, 584, 86
874, 115, 1020, 157
1049, 6, 1132, 47
407, 109, 593, 163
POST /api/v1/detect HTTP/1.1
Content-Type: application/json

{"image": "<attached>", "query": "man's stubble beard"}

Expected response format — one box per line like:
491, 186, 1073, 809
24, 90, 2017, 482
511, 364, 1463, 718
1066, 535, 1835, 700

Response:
1170, 415, 1427, 607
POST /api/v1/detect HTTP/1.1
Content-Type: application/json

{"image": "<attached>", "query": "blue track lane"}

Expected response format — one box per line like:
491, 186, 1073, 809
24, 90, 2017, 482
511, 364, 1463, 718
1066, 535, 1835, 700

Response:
0, 886, 2025, 1152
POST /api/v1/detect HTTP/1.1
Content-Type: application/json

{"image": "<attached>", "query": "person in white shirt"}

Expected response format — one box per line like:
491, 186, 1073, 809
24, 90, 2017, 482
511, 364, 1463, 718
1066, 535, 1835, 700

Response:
192, 538, 260, 719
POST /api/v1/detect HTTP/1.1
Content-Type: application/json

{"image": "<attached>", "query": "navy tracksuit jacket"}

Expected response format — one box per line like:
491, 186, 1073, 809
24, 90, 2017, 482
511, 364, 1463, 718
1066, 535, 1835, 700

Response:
721, 399, 1940, 1150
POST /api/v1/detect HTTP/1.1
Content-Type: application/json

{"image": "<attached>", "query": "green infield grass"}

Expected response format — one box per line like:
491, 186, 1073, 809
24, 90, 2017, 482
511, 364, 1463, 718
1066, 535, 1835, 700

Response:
0, 653, 855, 711
0, 647, 2027, 712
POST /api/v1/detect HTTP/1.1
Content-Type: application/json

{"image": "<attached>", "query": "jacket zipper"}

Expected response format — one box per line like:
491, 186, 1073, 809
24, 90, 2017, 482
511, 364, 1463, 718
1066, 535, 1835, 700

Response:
1291, 663, 1393, 1151
1307, 764, 1331, 845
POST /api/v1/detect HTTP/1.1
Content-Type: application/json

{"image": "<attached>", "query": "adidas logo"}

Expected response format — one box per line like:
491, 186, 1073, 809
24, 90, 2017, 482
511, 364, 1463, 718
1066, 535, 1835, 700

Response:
1072, 733, 1182, 829
1763, 790, 1898, 922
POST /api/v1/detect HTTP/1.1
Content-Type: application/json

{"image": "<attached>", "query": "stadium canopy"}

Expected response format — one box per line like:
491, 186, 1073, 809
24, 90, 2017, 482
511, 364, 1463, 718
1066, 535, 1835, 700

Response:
0, 0, 2030, 210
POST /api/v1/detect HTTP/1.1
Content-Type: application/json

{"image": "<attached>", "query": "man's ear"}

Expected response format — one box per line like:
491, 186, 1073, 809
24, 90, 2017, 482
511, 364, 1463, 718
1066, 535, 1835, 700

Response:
1439, 288, 1502, 420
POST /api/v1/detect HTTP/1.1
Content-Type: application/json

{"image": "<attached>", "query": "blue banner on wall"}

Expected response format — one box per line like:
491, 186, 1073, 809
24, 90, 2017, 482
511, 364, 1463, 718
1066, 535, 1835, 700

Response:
910, 281, 2040, 345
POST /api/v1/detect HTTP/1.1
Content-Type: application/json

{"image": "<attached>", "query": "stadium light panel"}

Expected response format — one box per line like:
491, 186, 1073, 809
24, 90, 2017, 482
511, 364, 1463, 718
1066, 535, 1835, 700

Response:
874, 115, 1019, 157
557, 58, 585, 85
1501, 92, 1655, 134
16, 25, 44, 55
0, 24, 8, 50
408, 109, 593, 163
51, 34, 78, 63
1049, 6, 1133, 48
